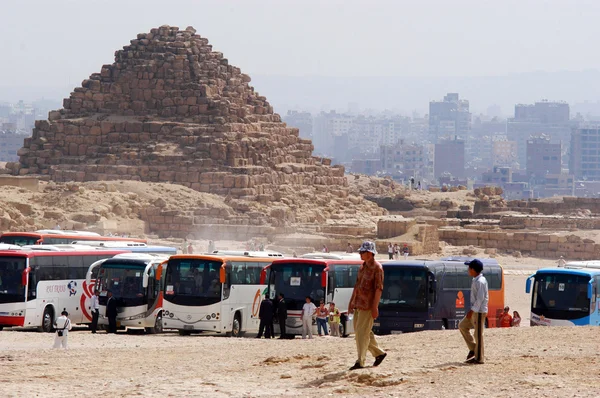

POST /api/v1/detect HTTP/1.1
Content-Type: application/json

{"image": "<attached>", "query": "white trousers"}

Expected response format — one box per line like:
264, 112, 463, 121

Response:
301, 318, 313, 339
53, 334, 68, 349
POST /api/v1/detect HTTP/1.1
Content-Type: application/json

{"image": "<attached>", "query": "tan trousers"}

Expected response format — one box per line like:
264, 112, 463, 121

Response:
459, 312, 486, 363
353, 309, 385, 366
329, 321, 340, 337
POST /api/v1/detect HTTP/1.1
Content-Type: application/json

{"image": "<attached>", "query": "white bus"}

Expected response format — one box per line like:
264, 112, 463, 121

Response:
72, 241, 177, 255
262, 257, 363, 337
161, 254, 273, 336
86, 253, 169, 333
0, 247, 128, 332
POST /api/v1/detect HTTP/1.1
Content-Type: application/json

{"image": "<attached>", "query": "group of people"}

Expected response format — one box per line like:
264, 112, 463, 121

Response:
300, 298, 342, 338
499, 306, 522, 327
387, 243, 409, 260
257, 293, 288, 339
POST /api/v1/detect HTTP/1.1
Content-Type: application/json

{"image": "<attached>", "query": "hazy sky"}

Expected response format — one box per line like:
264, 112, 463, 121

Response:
2, 0, 600, 113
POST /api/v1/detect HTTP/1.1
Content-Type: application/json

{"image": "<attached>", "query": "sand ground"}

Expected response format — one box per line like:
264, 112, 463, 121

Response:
2, 269, 599, 397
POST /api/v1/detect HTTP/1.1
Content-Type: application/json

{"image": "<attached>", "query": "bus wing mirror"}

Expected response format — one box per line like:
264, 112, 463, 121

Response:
260, 269, 266, 285
321, 271, 327, 288
220, 267, 226, 284
588, 280, 594, 300
525, 275, 534, 294
22, 267, 31, 286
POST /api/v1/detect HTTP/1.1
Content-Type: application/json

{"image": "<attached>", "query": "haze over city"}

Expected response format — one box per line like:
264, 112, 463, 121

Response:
3, 0, 600, 114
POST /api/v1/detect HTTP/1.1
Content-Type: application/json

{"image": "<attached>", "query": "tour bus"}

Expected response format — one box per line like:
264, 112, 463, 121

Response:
161, 254, 274, 336
86, 253, 170, 333
526, 264, 600, 327
0, 247, 128, 331
373, 257, 505, 334
262, 255, 364, 336
0, 230, 146, 246
72, 241, 177, 255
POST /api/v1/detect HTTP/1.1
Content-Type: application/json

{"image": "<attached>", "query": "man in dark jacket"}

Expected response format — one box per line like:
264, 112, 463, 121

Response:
276, 293, 288, 339
106, 290, 118, 334
256, 295, 273, 339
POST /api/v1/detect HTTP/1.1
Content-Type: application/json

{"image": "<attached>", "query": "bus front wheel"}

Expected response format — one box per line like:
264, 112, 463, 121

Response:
230, 313, 241, 338
0, 326, 3, 331
41, 307, 54, 333
178, 330, 191, 336
146, 313, 163, 334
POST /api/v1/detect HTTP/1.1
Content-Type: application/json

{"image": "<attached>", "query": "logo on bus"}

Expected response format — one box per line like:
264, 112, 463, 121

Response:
456, 291, 465, 309
68, 281, 78, 296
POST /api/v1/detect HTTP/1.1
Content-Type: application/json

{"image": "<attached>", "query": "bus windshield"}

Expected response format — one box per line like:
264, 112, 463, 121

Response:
97, 263, 146, 307
164, 258, 223, 306
533, 273, 590, 313
268, 262, 326, 310
0, 256, 26, 304
380, 267, 428, 311
0, 236, 38, 246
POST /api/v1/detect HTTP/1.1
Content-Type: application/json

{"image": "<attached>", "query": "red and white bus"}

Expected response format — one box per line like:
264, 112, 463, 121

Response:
0, 247, 128, 331
0, 230, 146, 246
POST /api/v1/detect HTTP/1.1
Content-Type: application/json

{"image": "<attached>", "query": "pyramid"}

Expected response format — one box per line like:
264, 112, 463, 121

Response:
9, 25, 385, 232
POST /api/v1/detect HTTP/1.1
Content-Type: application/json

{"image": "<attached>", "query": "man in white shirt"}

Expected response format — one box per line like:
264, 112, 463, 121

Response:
459, 259, 489, 364
300, 296, 317, 339
53, 310, 72, 349
90, 290, 100, 334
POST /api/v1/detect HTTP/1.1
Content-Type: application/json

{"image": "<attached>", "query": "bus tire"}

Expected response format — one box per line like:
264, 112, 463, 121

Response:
485, 317, 489, 328
41, 307, 54, 333
230, 313, 242, 338
178, 330, 191, 336
442, 318, 449, 330
146, 313, 163, 334
0, 326, 3, 331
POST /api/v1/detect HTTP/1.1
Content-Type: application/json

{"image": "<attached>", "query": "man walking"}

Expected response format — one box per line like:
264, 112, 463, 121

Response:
276, 293, 288, 339
348, 241, 387, 370
459, 259, 489, 364
53, 310, 72, 349
106, 290, 118, 334
90, 289, 100, 333
257, 295, 274, 339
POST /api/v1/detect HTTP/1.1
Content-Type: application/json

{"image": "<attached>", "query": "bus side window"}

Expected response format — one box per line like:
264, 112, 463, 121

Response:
443, 265, 457, 289
34, 257, 55, 281
68, 256, 85, 279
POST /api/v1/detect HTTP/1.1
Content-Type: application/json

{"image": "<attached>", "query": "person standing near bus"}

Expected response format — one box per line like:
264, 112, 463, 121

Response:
402, 244, 409, 259
53, 311, 72, 349
512, 311, 521, 327
301, 296, 317, 339
257, 295, 274, 339
276, 293, 287, 338
387, 243, 394, 260
90, 290, 100, 334
106, 290, 118, 334
499, 306, 513, 328
328, 302, 341, 337
348, 241, 387, 370
459, 259, 488, 364
316, 300, 329, 336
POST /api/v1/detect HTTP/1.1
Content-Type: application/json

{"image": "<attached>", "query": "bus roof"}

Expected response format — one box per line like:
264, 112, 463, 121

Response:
382, 260, 446, 268
270, 258, 363, 267
1, 231, 146, 243
440, 256, 500, 266
35, 229, 102, 236
300, 252, 361, 260
108, 253, 170, 261
169, 254, 275, 263
210, 250, 284, 257
0, 249, 129, 258
535, 267, 600, 277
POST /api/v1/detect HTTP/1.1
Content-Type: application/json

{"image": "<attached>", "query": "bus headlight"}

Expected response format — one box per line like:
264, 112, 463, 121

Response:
414, 323, 425, 329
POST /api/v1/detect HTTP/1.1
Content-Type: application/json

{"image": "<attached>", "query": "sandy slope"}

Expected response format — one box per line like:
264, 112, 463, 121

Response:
1, 324, 599, 397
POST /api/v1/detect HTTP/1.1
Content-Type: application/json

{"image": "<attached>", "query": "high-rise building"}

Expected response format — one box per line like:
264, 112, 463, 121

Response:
434, 139, 465, 179
526, 135, 562, 182
312, 111, 354, 157
507, 100, 572, 169
570, 126, 600, 180
283, 110, 313, 140
429, 93, 471, 143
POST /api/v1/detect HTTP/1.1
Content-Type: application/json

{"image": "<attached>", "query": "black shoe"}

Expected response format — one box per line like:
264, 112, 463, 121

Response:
466, 358, 483, 364
349, 362, 364, 371
466, 350, 475, 361
373, 353, 387, 367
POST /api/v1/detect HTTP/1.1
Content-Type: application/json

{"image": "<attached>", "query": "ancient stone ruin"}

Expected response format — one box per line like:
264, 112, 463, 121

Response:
9, 25, 385, 238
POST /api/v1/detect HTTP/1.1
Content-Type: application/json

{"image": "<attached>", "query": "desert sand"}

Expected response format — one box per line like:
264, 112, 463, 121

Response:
2, 265, 599, 398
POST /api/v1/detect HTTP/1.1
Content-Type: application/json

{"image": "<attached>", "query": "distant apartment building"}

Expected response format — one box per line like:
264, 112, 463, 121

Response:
482, 166, 512, 184
492, 140, 518, 167
429, 93, 471, 143
526, 135, 562, 182
507, 100, 573, 169
570, 126, 600, 180
380, 141, 429, 180
0, 131, 28, 162
283, 110, 313, 140
312, 111, 353, 157
351, 158, 380, 175
434, 139, 465, 179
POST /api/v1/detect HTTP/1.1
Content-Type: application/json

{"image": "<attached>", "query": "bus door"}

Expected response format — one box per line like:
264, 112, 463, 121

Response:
145, 263, 159, 313
592, 276, 600, 326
